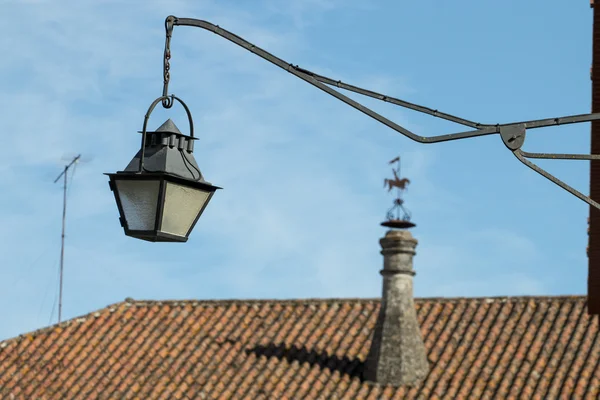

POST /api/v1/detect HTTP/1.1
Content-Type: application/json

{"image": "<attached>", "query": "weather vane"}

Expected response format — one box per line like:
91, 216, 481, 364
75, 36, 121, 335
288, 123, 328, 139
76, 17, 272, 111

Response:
381, 156, 415, 229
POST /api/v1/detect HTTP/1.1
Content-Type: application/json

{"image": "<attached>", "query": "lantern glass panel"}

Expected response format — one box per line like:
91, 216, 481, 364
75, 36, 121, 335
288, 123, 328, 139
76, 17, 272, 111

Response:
161, 181, 211, 237
115, 180, 160, 230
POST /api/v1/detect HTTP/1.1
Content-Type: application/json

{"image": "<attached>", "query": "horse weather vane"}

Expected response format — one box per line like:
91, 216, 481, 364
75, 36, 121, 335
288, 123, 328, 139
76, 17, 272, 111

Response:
382, 156, 416, 230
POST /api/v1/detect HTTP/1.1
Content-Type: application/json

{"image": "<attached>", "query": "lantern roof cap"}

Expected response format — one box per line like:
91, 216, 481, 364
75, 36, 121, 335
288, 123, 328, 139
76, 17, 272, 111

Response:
138, 119, 196, 139
154, 119, 182, 134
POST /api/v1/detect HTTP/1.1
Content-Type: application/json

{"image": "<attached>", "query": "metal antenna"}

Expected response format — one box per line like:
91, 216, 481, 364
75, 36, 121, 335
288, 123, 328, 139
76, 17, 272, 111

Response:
53, 154, 80, 323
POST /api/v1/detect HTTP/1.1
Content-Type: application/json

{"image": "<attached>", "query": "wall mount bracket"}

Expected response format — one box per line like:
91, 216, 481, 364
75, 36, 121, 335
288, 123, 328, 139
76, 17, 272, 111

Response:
162, 15, 600, 210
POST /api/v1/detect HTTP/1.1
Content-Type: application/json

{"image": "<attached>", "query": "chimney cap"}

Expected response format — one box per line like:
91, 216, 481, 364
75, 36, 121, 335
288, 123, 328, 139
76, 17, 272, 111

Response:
381, 219, 416, 229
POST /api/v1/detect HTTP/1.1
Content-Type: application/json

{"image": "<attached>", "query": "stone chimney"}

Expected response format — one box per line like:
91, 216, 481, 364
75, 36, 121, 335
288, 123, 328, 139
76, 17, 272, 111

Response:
364, 229, 429, 386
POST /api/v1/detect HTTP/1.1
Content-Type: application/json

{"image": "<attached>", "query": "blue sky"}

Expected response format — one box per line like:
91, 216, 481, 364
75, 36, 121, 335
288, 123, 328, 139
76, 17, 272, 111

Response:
0, 0, 594, 340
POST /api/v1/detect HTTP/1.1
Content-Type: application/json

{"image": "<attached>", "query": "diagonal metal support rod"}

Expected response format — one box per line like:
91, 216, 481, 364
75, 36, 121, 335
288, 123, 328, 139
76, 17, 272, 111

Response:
166, 15, 600, 209
515, 150, 600, 209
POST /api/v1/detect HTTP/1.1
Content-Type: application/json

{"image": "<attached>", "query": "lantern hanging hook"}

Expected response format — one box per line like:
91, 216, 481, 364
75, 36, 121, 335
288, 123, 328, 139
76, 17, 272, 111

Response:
162, 16, 176, 108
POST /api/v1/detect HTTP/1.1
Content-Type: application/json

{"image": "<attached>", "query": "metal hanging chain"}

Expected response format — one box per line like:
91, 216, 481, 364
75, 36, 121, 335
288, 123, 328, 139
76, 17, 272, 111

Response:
162, 15, 600, 210
162, 16, 175, 108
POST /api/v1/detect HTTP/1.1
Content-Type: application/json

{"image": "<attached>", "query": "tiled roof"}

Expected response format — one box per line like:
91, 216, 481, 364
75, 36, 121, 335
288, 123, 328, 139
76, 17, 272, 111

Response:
0, 296, 599, 399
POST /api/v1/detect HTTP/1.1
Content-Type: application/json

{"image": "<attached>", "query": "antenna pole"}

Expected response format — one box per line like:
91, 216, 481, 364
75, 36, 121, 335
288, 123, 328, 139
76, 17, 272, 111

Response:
58, 166, 67, 323
53, 154, 80, 324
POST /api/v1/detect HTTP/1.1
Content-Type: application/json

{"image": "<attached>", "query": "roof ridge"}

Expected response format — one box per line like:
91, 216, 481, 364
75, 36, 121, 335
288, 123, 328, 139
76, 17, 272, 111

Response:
0, 295, 586, 347
122, 294, 587, 306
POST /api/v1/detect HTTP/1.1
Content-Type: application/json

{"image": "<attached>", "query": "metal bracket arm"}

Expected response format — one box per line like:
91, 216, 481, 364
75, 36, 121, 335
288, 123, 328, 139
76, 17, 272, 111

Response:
165, 15, 600, 210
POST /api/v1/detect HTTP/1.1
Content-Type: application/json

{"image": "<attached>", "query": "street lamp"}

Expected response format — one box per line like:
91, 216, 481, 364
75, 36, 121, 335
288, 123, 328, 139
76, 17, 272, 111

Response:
108, 15, 600, 242
106, 95, 220, 242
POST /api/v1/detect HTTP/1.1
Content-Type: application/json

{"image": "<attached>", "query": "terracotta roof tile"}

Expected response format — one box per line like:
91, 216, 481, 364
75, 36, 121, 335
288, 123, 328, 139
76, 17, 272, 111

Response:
0, 296, 598, 399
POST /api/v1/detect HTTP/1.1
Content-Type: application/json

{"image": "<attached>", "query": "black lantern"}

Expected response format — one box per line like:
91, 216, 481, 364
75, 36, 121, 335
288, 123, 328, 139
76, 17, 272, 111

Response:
106, 95, 221, 242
